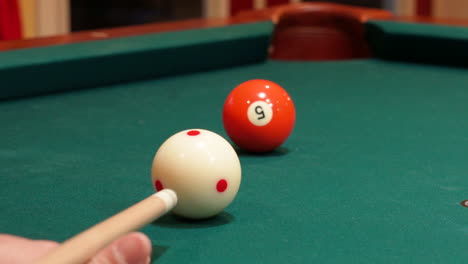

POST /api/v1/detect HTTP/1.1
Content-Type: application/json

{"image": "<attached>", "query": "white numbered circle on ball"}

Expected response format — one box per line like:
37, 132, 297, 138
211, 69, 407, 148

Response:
247, 101, 273, 126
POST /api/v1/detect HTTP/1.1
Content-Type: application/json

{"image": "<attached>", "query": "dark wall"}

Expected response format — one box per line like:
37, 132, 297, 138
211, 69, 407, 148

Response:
71, 0, 384, 32
71, 0, 202, 31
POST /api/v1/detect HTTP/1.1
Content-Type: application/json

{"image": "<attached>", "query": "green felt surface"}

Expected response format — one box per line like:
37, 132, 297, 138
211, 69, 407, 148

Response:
1, 59, 468, 263
367, 20, 468, 65
0, 22, 272, 100
2, 20, 468, 263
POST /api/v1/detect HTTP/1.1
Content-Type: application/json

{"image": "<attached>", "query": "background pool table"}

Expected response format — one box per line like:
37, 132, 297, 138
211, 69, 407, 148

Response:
1, 3, 468, 264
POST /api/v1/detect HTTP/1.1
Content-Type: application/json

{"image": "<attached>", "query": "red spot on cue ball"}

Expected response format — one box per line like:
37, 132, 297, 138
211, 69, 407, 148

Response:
187, 130, 200, 136
155, 180, 164, 191
216, 179, 228, 192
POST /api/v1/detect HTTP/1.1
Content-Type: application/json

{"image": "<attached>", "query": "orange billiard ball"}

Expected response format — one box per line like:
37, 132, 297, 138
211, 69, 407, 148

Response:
222, 79, 296, 152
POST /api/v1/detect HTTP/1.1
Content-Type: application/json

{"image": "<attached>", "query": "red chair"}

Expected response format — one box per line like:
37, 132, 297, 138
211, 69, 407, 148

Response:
0, 0, 22, 40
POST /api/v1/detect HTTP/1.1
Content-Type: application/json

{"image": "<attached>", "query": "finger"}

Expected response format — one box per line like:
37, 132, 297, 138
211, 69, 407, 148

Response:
87, 232, 152, 264
0, 234, 59, 264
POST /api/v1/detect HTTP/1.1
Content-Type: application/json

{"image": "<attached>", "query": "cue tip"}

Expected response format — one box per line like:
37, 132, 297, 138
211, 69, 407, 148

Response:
154, 189, 178, 213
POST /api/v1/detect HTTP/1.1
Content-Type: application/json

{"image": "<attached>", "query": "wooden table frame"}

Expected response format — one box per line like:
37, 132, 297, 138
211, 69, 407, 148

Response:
1, 2, 467, 59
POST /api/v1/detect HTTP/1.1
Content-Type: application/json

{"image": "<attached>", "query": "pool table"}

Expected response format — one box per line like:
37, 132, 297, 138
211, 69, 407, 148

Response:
1, 2, 468, 263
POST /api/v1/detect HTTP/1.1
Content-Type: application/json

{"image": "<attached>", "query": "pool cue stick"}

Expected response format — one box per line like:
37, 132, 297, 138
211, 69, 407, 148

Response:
35, 189, 177, 264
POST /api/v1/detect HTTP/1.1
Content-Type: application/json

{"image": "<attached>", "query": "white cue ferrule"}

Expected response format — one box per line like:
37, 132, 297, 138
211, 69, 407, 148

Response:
154, 189, 178, 213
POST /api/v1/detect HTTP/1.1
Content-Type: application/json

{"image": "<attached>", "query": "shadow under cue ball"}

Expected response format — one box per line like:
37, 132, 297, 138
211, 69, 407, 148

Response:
151, 129, 241, 219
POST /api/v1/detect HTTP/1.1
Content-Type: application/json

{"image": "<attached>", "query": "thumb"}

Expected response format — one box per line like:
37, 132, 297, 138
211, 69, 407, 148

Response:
87, 232, 152, 264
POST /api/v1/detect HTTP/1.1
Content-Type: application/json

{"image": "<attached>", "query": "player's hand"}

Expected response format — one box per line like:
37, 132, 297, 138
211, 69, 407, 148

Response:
0, 232, 151, 264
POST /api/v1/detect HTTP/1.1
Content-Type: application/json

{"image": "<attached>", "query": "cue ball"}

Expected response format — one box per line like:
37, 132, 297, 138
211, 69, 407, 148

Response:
223, 79, 296, 152
151, 129, 241, 219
